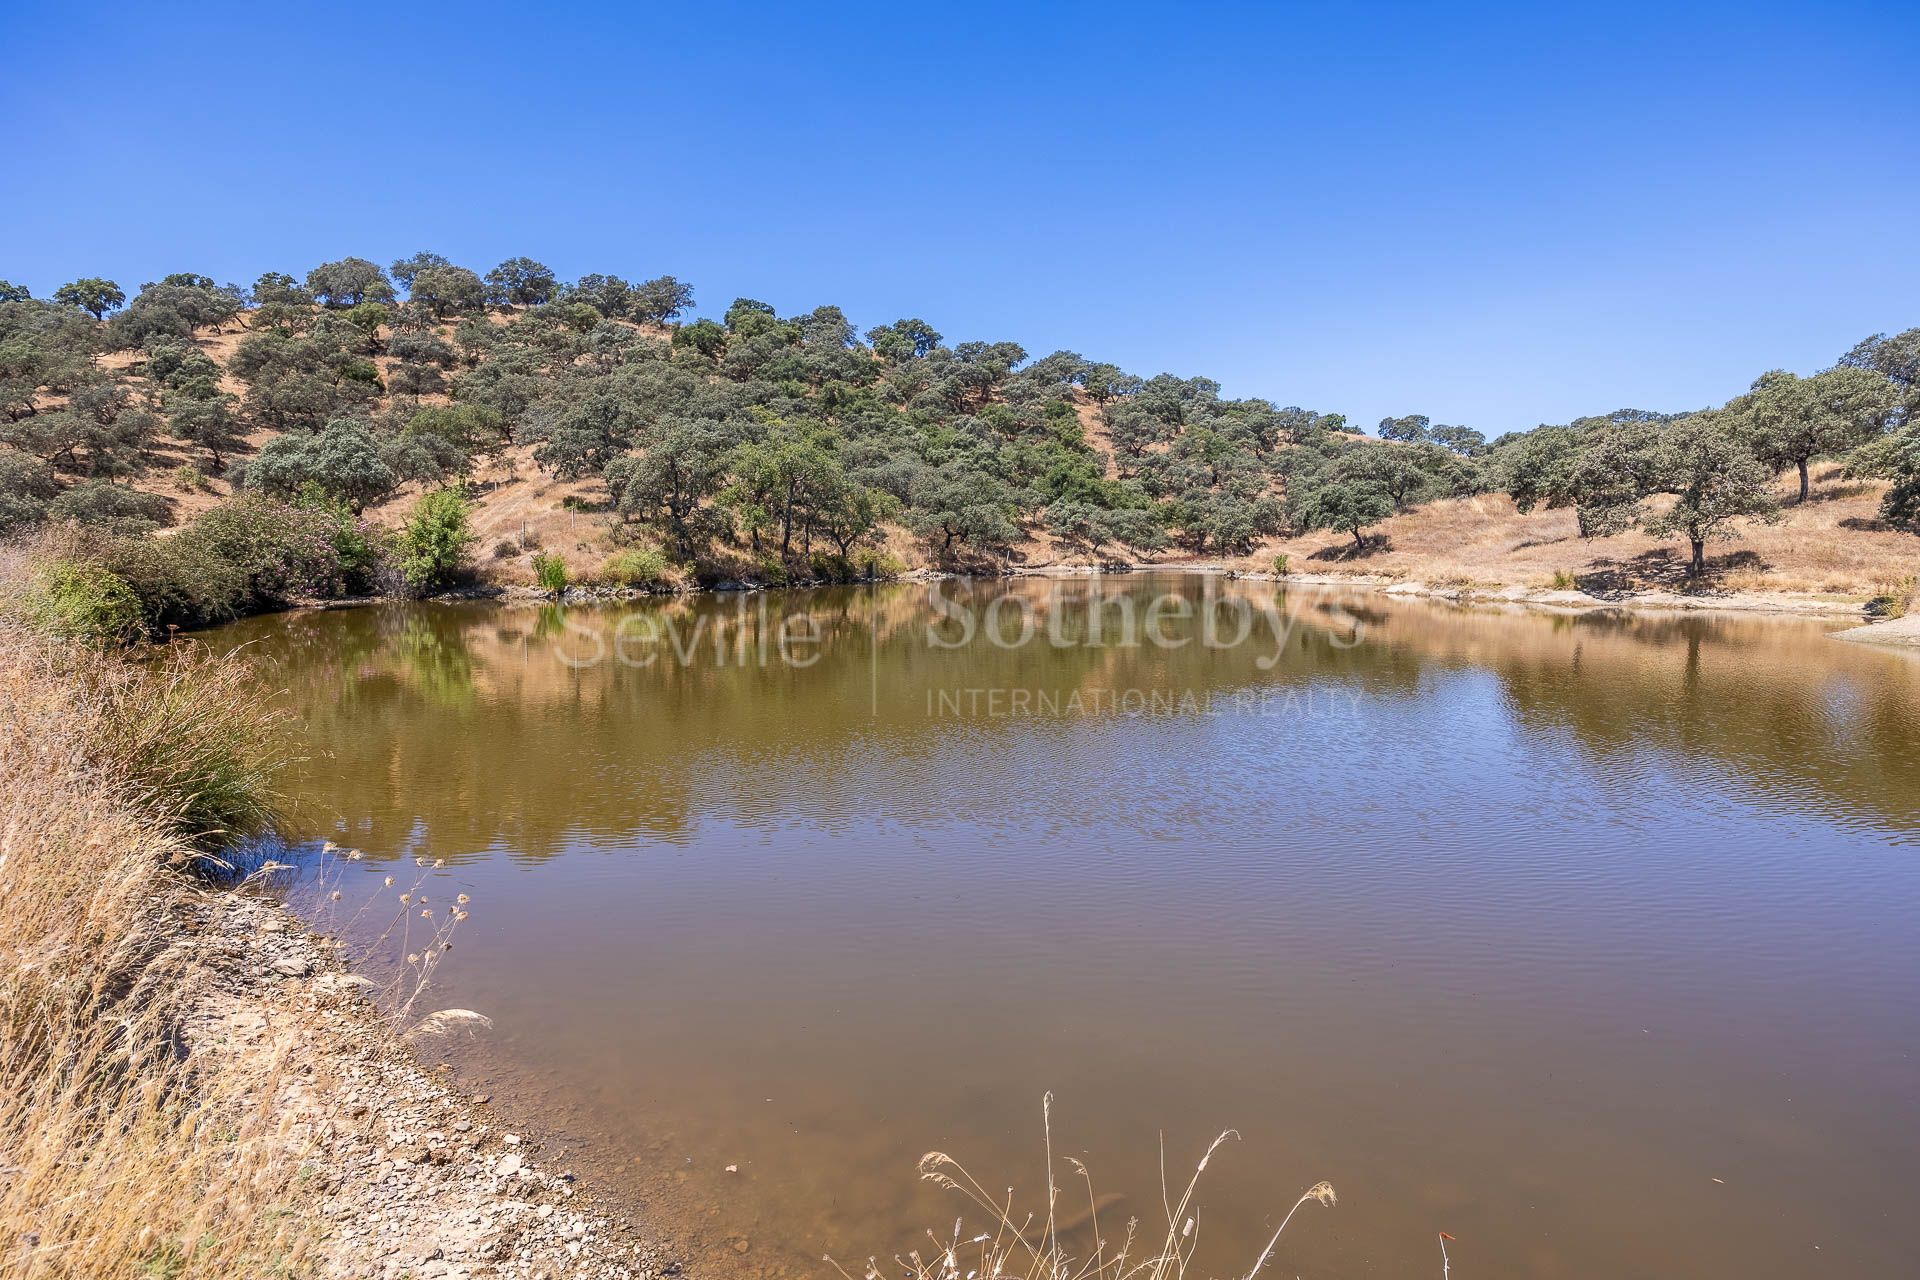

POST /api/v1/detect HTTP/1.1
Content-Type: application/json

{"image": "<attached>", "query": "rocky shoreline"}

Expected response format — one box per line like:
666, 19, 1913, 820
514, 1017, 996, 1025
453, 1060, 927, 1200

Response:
189, 890, 681, 1280
1226, 569, 1873, 618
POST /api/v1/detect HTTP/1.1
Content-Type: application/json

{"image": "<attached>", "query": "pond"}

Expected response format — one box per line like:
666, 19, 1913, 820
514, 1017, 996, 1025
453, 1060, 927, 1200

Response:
215, 575, 1920, 1279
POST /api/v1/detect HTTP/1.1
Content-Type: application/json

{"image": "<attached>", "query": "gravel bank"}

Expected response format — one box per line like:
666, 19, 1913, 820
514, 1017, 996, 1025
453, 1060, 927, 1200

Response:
189, 891, 683, 1280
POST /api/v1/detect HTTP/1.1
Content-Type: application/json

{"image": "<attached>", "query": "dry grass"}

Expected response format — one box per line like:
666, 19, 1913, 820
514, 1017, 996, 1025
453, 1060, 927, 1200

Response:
0, 620, 318, 1278
833, 1097, 1336, 1280
1228, 468, 1916, 599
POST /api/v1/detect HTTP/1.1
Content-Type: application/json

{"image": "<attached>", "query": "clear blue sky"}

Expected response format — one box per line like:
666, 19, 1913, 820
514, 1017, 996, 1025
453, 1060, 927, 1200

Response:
3, 1, 1915, 435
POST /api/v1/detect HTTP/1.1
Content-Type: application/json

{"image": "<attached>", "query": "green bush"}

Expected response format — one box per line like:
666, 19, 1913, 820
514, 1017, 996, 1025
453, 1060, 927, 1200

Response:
756, 555, 790, 587
396, 486, 473, 594
810, 550, 904, 583
172, 464, 210, 493
99, 533, 248, 629
1272, 553, 1290, 576
599, 547, 672, 588
22, 560, 146, 645
0, 449, 57, 535
185, 493, 351, 604
97, 493, 358, 629
292, 486, 384, 595
531, 551, 569, 593
854, 548, 905, 580
47, 482, 173, 537
810, 552, 856, 583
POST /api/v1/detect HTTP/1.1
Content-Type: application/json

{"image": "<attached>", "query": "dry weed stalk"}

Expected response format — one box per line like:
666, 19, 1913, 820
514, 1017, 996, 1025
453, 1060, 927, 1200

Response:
292, 842, 478, 1036
831, 1095, 1334, 1280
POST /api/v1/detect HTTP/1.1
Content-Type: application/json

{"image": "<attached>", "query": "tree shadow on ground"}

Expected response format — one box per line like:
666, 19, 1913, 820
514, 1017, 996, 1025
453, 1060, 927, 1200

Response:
1306, 534, 1393, 562
1804, 481, 1879, 504
1575, 548, 1767, 599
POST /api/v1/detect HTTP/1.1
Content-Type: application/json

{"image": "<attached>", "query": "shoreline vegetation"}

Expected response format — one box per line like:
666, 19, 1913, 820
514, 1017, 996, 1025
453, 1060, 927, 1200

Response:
0, 614, 673, 1277
0, 259, 1915, 648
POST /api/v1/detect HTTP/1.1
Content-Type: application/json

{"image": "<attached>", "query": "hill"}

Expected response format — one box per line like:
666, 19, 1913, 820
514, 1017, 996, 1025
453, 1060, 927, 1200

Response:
2, 260, 1916, 616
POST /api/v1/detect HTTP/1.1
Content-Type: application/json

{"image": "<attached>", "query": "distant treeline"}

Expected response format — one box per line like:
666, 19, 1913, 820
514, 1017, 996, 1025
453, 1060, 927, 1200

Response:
1, 257, 1916, 581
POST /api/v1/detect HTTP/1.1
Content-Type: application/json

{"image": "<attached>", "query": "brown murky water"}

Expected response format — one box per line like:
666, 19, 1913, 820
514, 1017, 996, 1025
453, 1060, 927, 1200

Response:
218, 576, 1920, 1279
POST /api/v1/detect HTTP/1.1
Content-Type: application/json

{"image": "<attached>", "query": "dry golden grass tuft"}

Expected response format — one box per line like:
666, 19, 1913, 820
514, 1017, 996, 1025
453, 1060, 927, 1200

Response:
0, 620, 318, 1279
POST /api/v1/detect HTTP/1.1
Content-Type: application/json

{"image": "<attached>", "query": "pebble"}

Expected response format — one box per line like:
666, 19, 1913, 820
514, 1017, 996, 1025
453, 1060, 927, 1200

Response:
271, 952, 314, 978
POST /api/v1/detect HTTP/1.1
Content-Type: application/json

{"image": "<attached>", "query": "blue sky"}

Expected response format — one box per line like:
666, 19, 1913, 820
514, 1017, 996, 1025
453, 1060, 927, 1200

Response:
3, 1, 1915, 435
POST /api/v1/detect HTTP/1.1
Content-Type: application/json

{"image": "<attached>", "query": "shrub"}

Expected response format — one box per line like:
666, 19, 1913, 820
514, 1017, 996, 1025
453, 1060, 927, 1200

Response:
19, 560, 146, 645
1272, 553, 1290, 576
1868, 574, 1916, 618
531, 551, 569, 593
94, 494, 356, 630
757, 555, 790, 587
809, 550, 903, 583
290, 486, 384, 595
854, 548, 905, 580
599, 547, 672, 588
0, 486, 51, 537
492, 538, 519, 560
172, 464, 210, 493
1550, 568, 1577, 590
47, 482, 173, 536
185, 493, 350, 604
396, 486, 473, 594
810, 552, 856, 583
71, 637, 291, 846
0, 450, 58, 536
98, 533, 248, 629
331, 512, 386, 597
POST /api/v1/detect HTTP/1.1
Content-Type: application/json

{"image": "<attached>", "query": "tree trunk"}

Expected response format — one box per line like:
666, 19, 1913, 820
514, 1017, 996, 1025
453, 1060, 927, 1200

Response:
1352, 527, 1366, 552
1797, 457, 1811, 503
1690, 537, 1706, 575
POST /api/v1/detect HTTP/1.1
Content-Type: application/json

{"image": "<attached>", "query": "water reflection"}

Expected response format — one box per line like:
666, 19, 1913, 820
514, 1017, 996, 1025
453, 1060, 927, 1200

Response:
226, 579, 1920, 857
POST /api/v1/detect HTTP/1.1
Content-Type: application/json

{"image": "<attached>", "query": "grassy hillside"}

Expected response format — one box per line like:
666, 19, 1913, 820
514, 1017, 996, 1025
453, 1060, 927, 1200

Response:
2, 261, 1916, 613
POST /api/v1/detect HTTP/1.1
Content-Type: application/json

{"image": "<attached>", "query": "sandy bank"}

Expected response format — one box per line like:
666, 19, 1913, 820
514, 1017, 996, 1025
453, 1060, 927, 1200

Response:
1832, 613, 1920, 648
1012, 561, 1872, 620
